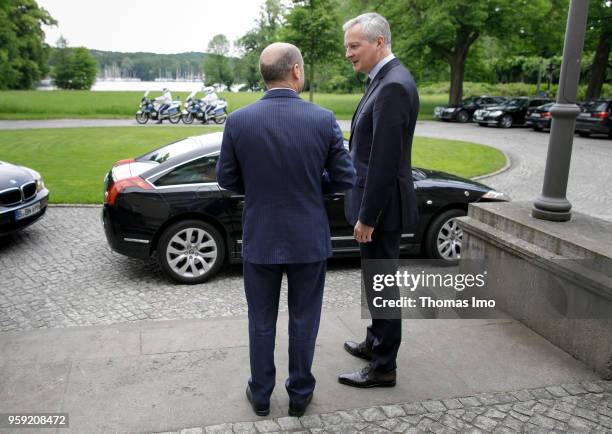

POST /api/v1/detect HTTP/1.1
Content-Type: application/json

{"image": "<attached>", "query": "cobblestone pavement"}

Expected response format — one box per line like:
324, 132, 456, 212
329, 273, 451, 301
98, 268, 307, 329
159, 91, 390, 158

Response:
0, 207, 363, 332
155, 381, 612, 434
2, 122, 611, 331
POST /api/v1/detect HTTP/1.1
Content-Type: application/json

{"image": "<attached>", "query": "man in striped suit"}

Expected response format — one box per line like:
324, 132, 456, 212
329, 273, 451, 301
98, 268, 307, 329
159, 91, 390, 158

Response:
216, 42, 356, 417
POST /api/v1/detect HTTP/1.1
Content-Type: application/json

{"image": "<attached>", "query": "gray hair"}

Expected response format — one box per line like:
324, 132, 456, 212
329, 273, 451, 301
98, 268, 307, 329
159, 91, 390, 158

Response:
343, 12, 392, 48
259, 43, 304, 84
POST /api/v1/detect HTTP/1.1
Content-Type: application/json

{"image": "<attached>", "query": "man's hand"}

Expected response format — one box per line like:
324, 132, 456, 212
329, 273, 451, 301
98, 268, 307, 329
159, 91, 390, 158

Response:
354, 220, 374, 243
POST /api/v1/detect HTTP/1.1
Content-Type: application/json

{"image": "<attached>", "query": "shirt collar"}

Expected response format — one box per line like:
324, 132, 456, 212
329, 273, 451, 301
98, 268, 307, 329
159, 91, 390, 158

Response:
267, 87, 297, 93
368, 53, 395, 81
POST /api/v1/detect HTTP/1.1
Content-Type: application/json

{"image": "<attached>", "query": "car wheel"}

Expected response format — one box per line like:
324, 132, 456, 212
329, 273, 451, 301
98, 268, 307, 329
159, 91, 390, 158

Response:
424, 209, 466, 264
533, 126, 542, 132
478, 122, 487, 127
500, 115, 513, 128
577, 131, 590, 137
157, 220, 225, 284
456, 110, 470, 123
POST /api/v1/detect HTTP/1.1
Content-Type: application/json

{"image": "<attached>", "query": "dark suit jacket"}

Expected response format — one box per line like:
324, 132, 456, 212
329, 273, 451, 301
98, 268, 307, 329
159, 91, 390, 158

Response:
216, 89, 356, 264
344, 58, 420, 232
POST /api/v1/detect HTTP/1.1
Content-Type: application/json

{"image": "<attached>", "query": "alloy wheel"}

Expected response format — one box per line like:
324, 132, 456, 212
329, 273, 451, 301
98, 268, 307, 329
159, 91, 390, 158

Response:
166, 228, 218, 278
436, 217, 463, 260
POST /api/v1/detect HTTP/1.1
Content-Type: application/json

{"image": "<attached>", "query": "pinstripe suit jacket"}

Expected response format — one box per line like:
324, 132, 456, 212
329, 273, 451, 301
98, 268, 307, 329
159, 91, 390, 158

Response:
216, 89, 356, 264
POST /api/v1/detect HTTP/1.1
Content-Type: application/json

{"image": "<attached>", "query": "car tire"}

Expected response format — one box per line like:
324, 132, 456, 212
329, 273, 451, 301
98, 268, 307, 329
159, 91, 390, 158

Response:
157, 219, 225, 284
533, 126, 542, 132
456, 110, 470, 123
424, 209, 466, 264
478, 122, 487, 127
578, 131, 590, 137
500, 115, 513, 128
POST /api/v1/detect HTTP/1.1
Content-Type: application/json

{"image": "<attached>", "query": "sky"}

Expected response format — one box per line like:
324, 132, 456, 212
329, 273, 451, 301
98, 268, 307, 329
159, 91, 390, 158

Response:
37, 0, 268, 54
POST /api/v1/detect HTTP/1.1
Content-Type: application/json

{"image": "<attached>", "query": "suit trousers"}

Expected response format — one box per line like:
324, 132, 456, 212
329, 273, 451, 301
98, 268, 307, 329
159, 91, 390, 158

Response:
243, 260, 326, 405
360, 230, 402, 373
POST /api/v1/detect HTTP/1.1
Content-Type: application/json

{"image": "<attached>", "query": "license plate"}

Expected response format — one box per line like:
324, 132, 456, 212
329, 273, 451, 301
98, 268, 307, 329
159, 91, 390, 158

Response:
531, 113, 540, 118
579, 113, 590, 118
15, 201, 41, 221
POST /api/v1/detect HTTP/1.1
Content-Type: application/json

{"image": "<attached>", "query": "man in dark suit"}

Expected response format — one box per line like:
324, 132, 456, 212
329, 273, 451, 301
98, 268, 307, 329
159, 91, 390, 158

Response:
338, 13, 420, 388
216, 42, 356, 416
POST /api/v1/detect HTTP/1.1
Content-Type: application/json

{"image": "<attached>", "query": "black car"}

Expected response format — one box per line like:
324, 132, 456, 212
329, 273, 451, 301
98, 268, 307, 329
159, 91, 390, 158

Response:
575, 99, 612, 138
102, 133, 510, 284
473, 97, 552, 128
0, 161, 49, 236
434, 96, 506, 123
525, 102, 554, 131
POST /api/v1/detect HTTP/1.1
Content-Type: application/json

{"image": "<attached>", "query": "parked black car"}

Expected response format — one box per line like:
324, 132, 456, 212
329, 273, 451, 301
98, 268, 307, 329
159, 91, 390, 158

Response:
102, 133, 510, 284
525, 102, 554, 131
575, 99, 612, 138
434, 96, 507, 123
474, 97, 552, 128
0, 161, 49, 236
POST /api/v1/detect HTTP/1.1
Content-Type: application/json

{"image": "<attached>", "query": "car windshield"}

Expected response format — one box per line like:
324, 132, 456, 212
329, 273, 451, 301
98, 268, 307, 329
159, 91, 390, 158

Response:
137, 138, 202, 164
582, 101, 609, 112
504, 98, 527, 107
461, 97, 476, 104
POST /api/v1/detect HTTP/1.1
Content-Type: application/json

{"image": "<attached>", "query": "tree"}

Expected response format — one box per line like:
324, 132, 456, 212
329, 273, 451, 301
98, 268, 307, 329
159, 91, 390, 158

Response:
282, 0, 343, 102
203, 34, 234, 89
0, 0, 56, 89
70, 47, 97, 89
236, 0, 285, 90
355, 0, 562, 104
50, 37, 98, 90
586, 0, 612, 99
50, 36, 72, 88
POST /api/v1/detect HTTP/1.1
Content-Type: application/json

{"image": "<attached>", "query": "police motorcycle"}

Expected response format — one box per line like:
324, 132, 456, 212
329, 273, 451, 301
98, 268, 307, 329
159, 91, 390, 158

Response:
181, 90, 204, 124
181, 88, 228, 124
204, 98, 228, 124
135, 90, 182, 124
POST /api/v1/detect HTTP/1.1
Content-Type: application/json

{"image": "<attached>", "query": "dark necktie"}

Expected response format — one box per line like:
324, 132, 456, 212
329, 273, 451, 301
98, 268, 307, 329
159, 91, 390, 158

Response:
364, 77, 371, 92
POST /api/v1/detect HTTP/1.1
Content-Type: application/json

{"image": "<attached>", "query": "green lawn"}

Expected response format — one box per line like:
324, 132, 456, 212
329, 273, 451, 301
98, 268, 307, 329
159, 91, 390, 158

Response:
0, 90, 441, 121
0, 127, 504, 204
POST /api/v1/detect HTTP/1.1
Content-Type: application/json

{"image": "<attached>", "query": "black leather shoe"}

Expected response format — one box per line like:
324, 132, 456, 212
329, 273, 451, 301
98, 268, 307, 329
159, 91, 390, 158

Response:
246, 386, 270, 416
338, 365, 396, 388
288, 393, 313, 417
344, 340, 373, 361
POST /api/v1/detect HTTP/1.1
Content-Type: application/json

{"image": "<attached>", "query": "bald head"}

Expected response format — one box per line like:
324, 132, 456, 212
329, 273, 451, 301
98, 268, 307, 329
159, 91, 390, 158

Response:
259, 42, 304, 88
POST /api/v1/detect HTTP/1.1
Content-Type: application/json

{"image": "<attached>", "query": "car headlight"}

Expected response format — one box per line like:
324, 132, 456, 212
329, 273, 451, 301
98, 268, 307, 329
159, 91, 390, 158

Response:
490, 110, 503, 117
481, 190, 511, 201
23, 168, 45, 192
445, 107, 457, 112
36, 176, 45, 192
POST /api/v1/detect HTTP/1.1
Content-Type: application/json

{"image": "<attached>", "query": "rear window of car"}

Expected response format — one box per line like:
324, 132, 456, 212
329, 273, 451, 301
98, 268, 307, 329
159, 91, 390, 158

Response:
504, 98, 528, 107
154, 155, 218, 186
582, 101, 609, 112
137, 138, 201, 164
